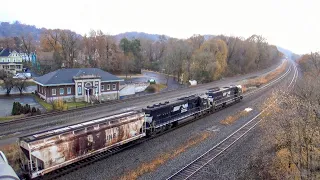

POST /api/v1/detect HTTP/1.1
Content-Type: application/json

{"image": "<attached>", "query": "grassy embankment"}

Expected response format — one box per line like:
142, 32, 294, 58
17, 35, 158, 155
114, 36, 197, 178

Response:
0, 144, 20, 172
220, 110, 250, 125
120, 132, 211, 180
0, 114, 24, 121
31, 94, 88, 112
242, 61, 288, 92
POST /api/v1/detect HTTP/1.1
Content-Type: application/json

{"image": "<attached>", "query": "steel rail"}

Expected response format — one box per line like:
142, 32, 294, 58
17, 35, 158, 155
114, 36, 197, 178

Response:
166, 61, 297, 180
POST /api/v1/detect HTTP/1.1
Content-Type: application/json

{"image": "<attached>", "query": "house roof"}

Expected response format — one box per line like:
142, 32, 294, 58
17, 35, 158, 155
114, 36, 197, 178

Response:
0, 48, 10, 57
34, 68, 123, 86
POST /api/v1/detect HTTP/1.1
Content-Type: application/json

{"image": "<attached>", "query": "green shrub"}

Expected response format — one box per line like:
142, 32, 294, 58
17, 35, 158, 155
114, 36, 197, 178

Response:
31, 107, 37, 116
36, 108, 41, 115
11, 102, 17, 115
12, 102, 36, 116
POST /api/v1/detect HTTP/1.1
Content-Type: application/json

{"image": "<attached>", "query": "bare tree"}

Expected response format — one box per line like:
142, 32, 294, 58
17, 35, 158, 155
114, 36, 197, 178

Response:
0, 70, 15, 95
20, 33, 35, 59
257, 56, 320, 179
14, 77, 28, 95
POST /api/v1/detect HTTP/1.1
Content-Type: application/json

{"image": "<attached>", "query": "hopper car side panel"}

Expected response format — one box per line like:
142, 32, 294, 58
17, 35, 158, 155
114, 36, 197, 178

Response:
20, 112, 145, 178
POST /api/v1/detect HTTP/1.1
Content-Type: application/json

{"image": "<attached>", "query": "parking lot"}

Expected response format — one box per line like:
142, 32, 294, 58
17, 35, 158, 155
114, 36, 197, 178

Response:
0, 95, 45, 117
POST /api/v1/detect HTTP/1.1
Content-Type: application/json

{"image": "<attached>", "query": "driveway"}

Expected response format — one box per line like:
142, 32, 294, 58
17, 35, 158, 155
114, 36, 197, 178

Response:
0, 95, 45, 117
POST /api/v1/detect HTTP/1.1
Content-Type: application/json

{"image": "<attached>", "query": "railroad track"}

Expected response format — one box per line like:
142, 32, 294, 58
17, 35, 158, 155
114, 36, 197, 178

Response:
166, 61, 298, 180
167, 111, 264, 180
0, 78, 235, 128
243, 61, 292, 98
38, 100, 241, 180
0, 60, 284, 127
37, 62, 294, 180
0, 86, 187, 126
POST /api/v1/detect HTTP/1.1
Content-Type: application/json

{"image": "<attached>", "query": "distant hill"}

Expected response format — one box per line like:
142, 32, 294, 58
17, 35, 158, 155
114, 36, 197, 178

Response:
203, 34, 216, 40
277, 46, 300, 60
0, 21, 297, 58
277, 46, 294, 58
0, 21, 43, 40
114, 32, 170, 41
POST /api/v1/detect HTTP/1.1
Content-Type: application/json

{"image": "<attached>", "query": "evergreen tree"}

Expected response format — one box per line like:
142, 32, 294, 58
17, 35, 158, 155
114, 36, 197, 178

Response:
11, 102, 16, 115
36, 108, 41, 115
31, 107, 37, 116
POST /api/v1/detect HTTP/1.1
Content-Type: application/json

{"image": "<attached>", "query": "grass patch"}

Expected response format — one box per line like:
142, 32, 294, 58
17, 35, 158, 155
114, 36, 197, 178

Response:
119, 132, 211, 180
25, 81, 36, 86
145, 84, 167, 93
31, 94, 53, 111
31, 94, 88, 111
0, 143, 20, 172
220, 110, 249, 125
0, 114, 25, 121
243, 61, 288, 92
65, 101, 88, 109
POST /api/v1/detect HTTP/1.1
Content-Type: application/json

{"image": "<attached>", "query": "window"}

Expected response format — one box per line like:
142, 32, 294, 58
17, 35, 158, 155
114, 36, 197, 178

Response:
112, 84, 116, 90
60, 88, 64, 95
101, 85, 104, 91
67, 87, 71, 95
52, 89, 56, 96
107, 84, 110, 90
78, 86, 82, 95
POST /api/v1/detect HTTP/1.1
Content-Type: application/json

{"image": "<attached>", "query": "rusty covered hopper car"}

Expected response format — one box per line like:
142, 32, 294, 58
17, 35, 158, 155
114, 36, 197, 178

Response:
19, 111, 146, 178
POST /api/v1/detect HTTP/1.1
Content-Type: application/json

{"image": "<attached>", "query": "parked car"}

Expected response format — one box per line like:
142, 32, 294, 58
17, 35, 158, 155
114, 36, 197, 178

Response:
13, 73, 31, 79
148, 79, 156, 84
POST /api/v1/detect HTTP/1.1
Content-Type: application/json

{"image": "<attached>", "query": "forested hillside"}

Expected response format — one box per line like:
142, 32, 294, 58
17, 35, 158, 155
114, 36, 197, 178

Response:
0, 21, 283, 83
0, 21, 43, 40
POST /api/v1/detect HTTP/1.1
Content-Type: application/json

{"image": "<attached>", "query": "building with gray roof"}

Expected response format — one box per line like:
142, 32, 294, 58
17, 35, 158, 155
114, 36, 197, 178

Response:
34, 68, 123, 103
0, 48, 23, 74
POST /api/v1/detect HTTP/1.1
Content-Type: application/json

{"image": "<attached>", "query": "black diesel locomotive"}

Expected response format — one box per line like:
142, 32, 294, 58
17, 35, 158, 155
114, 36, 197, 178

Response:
143, 85, 243, 135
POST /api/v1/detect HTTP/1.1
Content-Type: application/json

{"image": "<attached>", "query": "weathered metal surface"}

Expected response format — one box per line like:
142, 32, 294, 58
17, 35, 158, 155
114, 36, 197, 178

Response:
21, 112, 145, 176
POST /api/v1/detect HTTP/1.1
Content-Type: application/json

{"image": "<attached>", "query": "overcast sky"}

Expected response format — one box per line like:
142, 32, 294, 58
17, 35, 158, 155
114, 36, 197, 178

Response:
1, 0, 319, 54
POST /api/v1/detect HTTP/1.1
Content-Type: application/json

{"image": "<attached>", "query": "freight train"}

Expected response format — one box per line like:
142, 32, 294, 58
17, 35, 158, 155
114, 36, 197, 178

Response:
18, 85, 242, 178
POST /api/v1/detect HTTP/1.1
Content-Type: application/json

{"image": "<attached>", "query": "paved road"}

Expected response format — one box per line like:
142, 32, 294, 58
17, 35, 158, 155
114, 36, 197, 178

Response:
124, 70, 182, 90
56, 61, 293, 180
